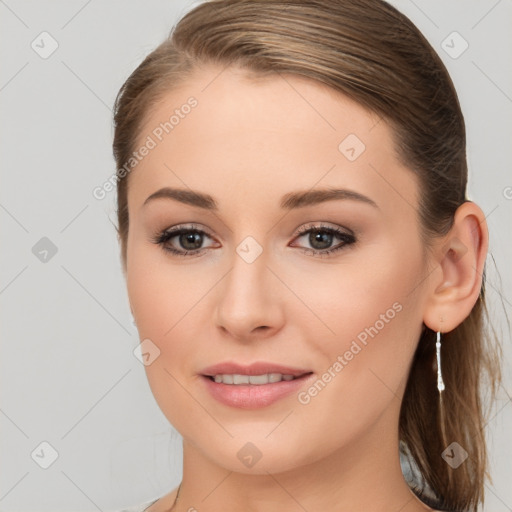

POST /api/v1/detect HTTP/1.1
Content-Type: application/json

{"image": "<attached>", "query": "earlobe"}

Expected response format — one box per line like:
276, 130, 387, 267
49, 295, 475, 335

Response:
423, 201, 488, 333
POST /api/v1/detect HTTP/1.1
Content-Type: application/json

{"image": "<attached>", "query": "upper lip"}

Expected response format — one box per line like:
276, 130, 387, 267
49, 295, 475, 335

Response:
200, 361, 312, 377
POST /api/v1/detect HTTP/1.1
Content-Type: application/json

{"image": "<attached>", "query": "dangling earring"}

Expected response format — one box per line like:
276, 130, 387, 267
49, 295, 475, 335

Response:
435, 331, 445, 393
435, 331, 448, 449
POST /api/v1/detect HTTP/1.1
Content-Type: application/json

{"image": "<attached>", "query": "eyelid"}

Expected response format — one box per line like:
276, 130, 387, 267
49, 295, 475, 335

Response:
293, 221, 354, 237
160, 222, 215, 238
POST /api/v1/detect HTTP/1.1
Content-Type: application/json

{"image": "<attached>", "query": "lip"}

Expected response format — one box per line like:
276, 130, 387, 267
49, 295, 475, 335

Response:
199, 361, 314, 409
200, 361, 312, 377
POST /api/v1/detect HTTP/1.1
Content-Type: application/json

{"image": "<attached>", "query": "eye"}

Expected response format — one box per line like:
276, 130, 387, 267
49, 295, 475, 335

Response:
150, 223, 218, 258
151, 222, 356, 258
290, 222, 356, 257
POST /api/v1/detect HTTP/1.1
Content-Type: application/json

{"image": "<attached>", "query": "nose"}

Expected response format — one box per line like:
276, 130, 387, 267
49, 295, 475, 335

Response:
213, 244, 285, 342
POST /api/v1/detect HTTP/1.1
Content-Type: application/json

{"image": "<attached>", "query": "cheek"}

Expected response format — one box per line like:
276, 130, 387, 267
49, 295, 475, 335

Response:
126, 235, 205, 333
303, 242, 424, 348
295, 243, 423, 393
303, 242, 426, 404
125, 244, 213, 431
126, 241, 223, 373
286, 247, 425, 449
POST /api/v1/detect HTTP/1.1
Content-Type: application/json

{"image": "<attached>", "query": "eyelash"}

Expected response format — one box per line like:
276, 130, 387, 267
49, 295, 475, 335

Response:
150, 222, 356, 258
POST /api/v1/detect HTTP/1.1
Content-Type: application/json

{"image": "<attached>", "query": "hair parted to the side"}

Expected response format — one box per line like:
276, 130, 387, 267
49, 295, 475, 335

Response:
112, 1, 502, 510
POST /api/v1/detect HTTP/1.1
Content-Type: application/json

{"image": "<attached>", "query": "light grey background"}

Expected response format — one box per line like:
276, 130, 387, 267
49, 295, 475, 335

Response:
0, 1, 510, 511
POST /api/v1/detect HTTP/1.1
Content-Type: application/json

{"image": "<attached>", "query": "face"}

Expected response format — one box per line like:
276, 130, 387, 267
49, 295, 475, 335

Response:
125, 65, 431, 474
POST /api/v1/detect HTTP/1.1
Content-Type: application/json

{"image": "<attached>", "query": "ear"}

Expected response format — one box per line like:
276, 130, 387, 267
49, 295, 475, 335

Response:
422, 201, 488, 333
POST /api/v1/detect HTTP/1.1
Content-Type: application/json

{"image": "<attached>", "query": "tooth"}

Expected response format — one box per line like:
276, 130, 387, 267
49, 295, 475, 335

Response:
233, 374, 250, 384
249, 374, 269, 385
212, 373, 299, 385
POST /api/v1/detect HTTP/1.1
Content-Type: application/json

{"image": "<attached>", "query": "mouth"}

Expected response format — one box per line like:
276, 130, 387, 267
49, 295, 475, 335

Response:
199, 362, 315, 409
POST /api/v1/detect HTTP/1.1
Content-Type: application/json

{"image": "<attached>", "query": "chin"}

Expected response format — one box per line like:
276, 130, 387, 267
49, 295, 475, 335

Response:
190, 433, 326, 476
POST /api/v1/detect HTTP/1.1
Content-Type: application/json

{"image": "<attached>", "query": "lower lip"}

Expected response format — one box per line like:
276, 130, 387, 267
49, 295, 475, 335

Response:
200, 373, 314, 409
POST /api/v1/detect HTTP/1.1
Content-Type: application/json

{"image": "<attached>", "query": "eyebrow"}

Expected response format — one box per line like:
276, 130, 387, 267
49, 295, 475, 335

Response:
142, 186, 379, 211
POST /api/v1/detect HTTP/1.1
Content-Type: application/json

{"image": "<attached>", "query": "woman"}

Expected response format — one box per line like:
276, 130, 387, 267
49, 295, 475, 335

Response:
112, 0, 502, 510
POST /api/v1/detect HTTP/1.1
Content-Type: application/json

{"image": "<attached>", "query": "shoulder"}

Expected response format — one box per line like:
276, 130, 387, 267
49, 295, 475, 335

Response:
114, 498, 158, 512
133, 486, 180, 512
111, 485, 179, 512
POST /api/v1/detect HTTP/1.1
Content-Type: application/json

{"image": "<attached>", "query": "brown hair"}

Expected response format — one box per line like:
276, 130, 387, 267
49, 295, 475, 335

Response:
112, 1, 502, 510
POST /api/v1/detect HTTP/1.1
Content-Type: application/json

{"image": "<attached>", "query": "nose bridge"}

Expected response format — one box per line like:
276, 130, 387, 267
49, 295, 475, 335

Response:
214, 232, 283, 337
225, 233, 271, 306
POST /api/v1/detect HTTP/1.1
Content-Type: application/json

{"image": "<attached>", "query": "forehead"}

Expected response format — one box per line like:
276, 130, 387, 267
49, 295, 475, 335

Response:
127, 65, 417, 216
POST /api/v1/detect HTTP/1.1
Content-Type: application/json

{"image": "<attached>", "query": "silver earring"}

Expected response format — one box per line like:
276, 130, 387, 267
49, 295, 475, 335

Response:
435, 331, 445, 393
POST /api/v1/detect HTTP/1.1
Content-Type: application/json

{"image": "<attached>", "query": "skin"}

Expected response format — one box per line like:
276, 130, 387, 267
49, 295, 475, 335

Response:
123, 64, 488, 512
